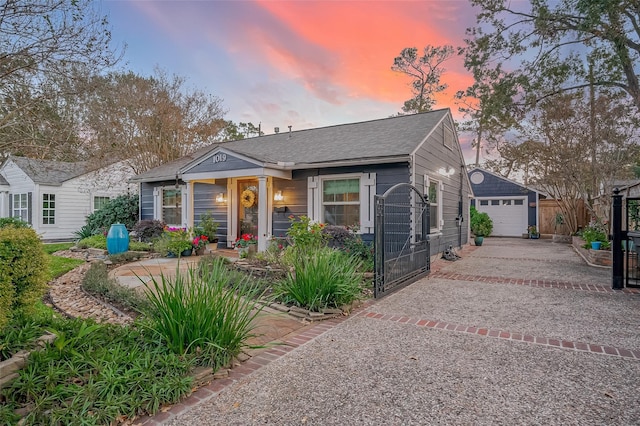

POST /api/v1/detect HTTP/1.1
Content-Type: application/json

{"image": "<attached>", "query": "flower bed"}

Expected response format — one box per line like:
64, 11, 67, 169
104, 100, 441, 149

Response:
572, 236, 612, 267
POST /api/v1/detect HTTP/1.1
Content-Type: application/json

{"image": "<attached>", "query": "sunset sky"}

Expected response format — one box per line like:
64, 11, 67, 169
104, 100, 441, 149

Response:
103, 0, 480, 161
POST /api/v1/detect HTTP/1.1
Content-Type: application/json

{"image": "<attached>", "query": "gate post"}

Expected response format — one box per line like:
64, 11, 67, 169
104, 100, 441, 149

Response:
374, 195, 385, 298
612, 188, 624, 290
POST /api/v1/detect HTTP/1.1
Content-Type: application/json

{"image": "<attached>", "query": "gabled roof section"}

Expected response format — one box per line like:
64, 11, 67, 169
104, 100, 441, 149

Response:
129, 144, 219, 183
0, 174, 8, 186
7, 156, 91, 185
468, 167, 543, 195
131, 109, 451, 182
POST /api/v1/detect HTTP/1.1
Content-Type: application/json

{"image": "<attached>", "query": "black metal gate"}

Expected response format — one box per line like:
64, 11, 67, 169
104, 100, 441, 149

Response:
624, 197, 640, 288
374, 183, 430, 298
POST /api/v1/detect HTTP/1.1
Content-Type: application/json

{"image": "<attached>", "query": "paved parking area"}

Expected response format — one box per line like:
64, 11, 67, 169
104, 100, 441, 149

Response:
137, 238, 640, 426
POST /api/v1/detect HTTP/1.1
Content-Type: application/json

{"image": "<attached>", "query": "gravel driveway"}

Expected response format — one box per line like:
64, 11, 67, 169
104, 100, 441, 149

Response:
151, 238, 640, 426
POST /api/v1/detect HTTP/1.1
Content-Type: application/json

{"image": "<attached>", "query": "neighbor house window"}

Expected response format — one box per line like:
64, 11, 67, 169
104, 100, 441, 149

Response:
322, 178, 360, 227
42, 194, 55, 225
162, 188, 182, 226
93, 196, 110, 212
12, 193, 29, 222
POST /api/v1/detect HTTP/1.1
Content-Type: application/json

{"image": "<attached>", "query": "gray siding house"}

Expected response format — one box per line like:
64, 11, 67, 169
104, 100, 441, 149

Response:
468, 167, 540, 237
131, 109, 472, 256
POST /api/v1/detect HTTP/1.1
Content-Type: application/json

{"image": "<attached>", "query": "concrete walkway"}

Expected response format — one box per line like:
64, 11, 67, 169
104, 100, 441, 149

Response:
133, 238, 640, 425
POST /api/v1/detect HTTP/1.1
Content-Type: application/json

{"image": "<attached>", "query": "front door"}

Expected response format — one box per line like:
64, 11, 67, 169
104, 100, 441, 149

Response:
238, 179, 259, 236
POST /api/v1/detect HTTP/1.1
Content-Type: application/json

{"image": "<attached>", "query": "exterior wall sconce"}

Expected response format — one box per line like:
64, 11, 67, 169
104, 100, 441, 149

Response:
215, 193, 226, 203
438, 166, 455, 177
274, 190, 284, 202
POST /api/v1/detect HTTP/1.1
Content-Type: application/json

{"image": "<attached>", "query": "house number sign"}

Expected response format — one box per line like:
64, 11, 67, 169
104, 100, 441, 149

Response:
212, 153, 227, 164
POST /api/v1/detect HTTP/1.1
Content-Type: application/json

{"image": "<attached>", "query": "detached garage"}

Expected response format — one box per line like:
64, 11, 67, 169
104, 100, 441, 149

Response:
468, 168, 540, 237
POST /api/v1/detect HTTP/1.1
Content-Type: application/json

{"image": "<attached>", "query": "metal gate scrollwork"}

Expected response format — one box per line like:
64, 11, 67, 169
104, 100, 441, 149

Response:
374, 183, 430, 298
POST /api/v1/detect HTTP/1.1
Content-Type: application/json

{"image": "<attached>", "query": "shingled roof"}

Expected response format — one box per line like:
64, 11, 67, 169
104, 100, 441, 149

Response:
7, 156, 91, 185
131, 109, 450, 182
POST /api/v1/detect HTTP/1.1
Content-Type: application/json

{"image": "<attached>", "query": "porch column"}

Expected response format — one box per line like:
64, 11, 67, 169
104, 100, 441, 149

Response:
257, 176, 267, 252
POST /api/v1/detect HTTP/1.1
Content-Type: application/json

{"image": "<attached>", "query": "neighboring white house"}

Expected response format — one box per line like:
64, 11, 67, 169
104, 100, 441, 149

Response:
0, 156, 137, 241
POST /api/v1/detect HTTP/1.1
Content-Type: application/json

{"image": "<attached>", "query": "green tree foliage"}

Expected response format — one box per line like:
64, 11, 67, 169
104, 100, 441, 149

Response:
465, 0, 640, 114
485, 90, 639, 231
84, 194, 139, 233
0, 228, 49, 328
220, 121, 264, 140
391, 45, 455, 113
80, 68, 227, 173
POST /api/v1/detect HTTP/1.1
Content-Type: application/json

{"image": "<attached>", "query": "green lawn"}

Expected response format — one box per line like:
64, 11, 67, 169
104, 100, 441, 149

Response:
43, 242, 84, 280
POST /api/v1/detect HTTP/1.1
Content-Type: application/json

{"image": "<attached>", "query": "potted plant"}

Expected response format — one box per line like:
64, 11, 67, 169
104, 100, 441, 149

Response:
234, 233, 257, 258
470, 206, 493, 246
199, 212, 219, 251
528, 225, 540, 239
192, 234, 208, 255
581, 223, 610, 251
155, 227, 193, 257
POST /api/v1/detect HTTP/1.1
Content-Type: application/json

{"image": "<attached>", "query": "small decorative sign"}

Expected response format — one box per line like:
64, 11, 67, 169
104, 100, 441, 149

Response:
212, 153, 227, 164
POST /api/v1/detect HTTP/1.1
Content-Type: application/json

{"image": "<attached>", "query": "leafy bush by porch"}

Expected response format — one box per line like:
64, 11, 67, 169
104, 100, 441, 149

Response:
82, 194, 139, 235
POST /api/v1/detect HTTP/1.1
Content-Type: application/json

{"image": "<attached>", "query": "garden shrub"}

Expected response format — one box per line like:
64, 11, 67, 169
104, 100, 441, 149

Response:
76, 234, 107, 250
82, 262, 149, 313
322, 225, 374, 272
0, 227, 49, 328
322, 224, 355, 248
286, 215, 329, 251
0, 217, 30, 229
2, 318, 193, 424
143, 259, 263, 368
274, 247, 363, 312
132, 219, 166, 242
83, 194, 139, 235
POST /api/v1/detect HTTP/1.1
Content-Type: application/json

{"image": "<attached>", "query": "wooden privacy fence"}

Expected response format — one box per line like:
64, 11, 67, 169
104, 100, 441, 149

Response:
538, 199, 589, 234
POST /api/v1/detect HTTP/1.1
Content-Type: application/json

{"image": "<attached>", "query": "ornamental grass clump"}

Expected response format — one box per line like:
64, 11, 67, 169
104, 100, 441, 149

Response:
142, 258, 263, 368
274, 247, 363, 312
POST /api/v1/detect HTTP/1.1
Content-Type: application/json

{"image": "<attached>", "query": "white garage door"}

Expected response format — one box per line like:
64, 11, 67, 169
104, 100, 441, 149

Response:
477, 198, 528, 237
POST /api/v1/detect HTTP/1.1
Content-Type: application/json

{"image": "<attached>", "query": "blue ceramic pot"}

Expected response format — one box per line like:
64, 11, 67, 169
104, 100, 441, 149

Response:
106, 223, 129, 255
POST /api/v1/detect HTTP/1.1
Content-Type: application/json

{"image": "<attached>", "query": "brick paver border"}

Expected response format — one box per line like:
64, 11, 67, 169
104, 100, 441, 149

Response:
358, 310, 640, 361
430, 271, 640, 294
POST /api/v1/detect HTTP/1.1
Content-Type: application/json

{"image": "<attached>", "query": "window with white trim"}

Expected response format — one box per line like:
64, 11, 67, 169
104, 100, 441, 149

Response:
93, 196, 110, 212
322, 178, 360, 227
162, 188, 182, 226
424, 176, 442, 232
12, 193, 28, 222
42, 194, 55, 225
308, 173, 376, 233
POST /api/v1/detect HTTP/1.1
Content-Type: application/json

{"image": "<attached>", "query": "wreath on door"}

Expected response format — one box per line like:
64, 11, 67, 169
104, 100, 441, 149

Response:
240, 189, 256, 208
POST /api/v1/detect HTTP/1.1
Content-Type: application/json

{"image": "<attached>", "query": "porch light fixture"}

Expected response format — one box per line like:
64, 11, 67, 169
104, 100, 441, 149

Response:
274, 190, 284, 202
215, 193, 226, 203
438, 166, 455, 177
